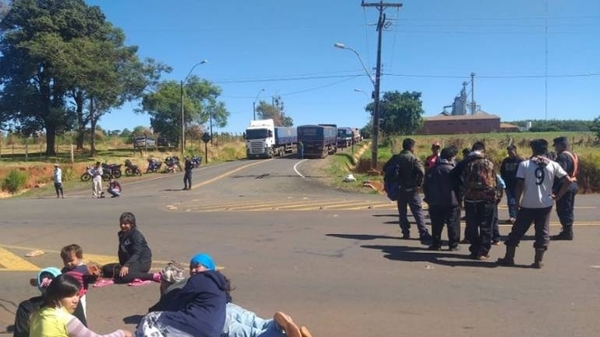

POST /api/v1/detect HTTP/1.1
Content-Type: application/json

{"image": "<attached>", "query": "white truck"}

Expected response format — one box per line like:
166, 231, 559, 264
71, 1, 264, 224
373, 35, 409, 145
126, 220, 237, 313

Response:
245, 119, 297, 159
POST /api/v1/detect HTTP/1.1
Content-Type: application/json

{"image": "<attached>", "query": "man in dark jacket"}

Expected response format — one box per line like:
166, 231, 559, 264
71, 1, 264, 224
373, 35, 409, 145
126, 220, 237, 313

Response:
551, 136, 579, 240
423, 146, 461, 251
500, 145, 524, 223
183, 156, 194, 190
383, 138, 432, 243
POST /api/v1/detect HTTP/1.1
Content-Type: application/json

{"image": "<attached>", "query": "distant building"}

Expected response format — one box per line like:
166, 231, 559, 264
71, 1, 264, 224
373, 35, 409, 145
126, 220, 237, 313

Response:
420, 111, 501, 134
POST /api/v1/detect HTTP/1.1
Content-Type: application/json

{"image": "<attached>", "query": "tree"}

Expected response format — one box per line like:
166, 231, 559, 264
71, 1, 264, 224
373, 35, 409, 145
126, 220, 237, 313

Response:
256, 101, 293, 126
140, 77, 229, 147
366, 91, 424, 136
591, 117, 600, 140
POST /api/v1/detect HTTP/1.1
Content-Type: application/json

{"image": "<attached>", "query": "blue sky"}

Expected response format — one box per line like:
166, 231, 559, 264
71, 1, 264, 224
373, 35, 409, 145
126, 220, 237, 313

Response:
87, 0, 600, 134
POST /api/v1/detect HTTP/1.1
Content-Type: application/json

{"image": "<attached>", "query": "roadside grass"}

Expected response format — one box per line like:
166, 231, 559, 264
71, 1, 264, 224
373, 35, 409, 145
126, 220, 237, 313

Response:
321, 143, 382, 195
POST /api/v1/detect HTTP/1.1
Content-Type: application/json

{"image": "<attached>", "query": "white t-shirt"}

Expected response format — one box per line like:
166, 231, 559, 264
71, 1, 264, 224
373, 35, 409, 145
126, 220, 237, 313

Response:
53, 168, 62, 184
516, 158, 567, 208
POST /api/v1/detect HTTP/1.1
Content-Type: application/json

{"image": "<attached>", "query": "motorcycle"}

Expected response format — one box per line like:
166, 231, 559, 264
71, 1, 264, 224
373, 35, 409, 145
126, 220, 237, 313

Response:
102, 162, 122, 179
80, 166, 111, 182
146, 158, 162, 173
124, 159, 142, 176
164, 156, 180, 173
191, 155, 202, 168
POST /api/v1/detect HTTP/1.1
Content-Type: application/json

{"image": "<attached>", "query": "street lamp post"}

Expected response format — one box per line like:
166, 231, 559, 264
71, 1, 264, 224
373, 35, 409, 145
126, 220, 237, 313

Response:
335, 43, 380, 170
252, 88, 265, 120
180, 59, 208, 155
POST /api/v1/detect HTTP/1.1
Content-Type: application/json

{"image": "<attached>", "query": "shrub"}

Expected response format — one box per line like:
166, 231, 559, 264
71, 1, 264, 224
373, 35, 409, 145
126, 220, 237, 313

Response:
2, 169, 28, 194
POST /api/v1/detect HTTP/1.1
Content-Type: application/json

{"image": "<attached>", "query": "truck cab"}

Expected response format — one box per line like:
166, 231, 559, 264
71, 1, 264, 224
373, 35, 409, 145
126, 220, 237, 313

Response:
245, 119, 276, 158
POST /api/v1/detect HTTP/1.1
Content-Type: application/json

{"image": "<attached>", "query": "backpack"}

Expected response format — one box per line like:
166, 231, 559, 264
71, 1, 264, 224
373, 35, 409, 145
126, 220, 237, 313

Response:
383, 156, 401, 201
463, 157, 497, 201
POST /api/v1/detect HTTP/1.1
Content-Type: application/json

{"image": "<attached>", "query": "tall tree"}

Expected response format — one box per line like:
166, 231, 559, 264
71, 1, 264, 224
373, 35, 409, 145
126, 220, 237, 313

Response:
256, 101, 293, 126
139, 76, 229, 147
366, 91, 424, 136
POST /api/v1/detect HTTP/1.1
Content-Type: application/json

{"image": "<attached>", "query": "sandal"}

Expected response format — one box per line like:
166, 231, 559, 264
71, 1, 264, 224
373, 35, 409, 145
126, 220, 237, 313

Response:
128, 279, 152, 287
93, 279, 114, 288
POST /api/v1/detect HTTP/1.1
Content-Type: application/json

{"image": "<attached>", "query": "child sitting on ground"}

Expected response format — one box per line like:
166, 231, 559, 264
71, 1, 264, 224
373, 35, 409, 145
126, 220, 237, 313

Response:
95, 212, 160, 287
59, 244, 100, 320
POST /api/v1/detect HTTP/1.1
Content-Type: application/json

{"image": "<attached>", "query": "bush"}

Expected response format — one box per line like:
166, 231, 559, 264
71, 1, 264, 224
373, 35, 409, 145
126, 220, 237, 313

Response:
2, 169, 28, 194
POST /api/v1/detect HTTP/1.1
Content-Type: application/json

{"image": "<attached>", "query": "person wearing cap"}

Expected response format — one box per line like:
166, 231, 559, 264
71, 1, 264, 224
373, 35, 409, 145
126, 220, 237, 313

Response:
497, 139, 572, 269
136, 253, 229, 337
148, 262, 312, 337
182, 156, 193, 190
53, 163, 64, 199
500, 145, 524, 224
551, 136, 579, 240
424, 141, 441, 171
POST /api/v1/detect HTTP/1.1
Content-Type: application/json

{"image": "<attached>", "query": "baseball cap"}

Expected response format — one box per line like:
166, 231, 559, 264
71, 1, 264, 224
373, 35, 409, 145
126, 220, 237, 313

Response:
432, 141, 440, 147
190, 253, 216, 271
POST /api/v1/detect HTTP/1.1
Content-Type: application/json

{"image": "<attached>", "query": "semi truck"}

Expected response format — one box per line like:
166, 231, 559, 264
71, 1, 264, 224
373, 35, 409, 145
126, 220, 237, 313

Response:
245, 119, 297, 159
297, 124, 337, 158
336, 127, 354, 148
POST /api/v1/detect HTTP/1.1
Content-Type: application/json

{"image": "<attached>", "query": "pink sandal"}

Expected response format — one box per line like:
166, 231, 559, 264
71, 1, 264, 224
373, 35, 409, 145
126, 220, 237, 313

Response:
128, 279, 152, 287
93, 279, 114, 288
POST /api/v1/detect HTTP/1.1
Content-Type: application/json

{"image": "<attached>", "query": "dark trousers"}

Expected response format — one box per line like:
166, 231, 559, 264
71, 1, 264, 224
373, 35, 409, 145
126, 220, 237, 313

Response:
464, 200, 495, 256
506, 206, 552, 250
101, 261, 153, 284
183, 171, 192, 189
397, 188, 428, 236
492, 204, 501, 242
556, 183, 577, 229
54, 182, 63, 197
429, 205, 460, 248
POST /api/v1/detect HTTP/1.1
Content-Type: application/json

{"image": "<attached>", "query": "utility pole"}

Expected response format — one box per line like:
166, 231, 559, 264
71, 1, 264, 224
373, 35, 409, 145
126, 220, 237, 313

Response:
470, 72, 476, 115
361, 1, 403, 170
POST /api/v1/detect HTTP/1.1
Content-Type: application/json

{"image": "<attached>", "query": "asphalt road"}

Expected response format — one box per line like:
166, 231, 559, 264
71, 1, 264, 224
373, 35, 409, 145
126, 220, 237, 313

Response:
1, 156, 599, 337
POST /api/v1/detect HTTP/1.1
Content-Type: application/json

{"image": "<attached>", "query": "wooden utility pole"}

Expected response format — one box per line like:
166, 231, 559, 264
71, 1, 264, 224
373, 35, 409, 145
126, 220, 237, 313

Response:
361, 1, 403, 170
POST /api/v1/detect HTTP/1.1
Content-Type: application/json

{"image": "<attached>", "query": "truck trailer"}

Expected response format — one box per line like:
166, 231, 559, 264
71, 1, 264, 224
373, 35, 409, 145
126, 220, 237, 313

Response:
297, 124, 337, 158
245, 119, 297, 159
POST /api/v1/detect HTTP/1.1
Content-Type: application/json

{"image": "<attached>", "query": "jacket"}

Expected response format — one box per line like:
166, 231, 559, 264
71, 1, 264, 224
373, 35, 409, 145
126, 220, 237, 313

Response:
160, 270, 229, 337
423, 159, 459, 207
500, 156, 524, 190
384, 150, 425, 189
117, 228, 152, 268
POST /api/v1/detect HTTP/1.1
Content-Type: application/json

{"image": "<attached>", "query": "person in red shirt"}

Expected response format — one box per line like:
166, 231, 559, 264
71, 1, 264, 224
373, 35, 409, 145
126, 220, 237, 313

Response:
425, 142, 441, 170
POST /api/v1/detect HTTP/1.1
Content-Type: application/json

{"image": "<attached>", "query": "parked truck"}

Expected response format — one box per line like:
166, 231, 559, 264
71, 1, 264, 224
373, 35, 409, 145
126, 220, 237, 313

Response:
336, 127, 354, 148
245, 119, 297, 159
297, 124, 337, 158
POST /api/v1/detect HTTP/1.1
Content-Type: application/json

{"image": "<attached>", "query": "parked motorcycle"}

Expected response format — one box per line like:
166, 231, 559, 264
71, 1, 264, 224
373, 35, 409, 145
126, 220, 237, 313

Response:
124, 159, 142, 176
191, 155, 202, 168
80, 166, 111, 182
164, 156, 180, 173
102, 162, 122, 178
146, 158, 162, 173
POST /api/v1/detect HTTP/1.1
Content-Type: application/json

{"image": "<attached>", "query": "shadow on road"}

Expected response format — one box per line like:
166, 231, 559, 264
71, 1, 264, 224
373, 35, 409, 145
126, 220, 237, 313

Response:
326, 233, 399, 241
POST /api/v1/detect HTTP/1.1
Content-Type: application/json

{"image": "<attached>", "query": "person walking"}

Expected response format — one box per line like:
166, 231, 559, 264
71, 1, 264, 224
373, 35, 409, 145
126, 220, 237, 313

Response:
500, 145, 524, 224
183, 156, 193, 190
53, 163, 64, 199
497, 139, 572, 269
551, 136, 579, 241
423, 146, 461, 251
453, 141, 498, 260
383, 138, 432, 243
89, 162, 103, 199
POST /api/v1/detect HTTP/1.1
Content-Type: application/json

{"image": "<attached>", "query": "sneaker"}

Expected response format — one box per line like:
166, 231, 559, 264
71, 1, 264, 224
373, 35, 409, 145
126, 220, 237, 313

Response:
449, 246, 461, 251
419, 233, 433, 245
427, 245, 442, 251
507, 218, 516, 224
128, 279, 152, 287
401, 233, 410, 240
274, 312, 301, 337
475, 255, 489, 261
492, 240, 501, 245
93, 279, 114, 288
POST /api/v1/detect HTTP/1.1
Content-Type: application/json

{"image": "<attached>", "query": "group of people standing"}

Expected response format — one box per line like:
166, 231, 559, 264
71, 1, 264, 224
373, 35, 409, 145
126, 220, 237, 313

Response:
384, 136, 578, 268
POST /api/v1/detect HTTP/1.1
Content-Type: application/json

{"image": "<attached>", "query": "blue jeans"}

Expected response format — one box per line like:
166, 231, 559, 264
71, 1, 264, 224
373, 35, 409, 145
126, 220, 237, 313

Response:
224, 303, 283, 337
505, 188, 517, 219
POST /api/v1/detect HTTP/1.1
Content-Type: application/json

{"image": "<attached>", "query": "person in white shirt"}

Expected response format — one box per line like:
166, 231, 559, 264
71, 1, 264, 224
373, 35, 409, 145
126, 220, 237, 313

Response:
89, 162, 103, 198
53, 163, 64, 198
497, 139, 572, 269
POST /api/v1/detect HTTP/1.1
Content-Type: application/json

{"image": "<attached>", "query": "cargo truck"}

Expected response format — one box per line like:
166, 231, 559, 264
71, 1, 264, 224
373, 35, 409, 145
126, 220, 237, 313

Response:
337, 127, 354, 148
245, 119, 297, 159
297, 124, 337, 158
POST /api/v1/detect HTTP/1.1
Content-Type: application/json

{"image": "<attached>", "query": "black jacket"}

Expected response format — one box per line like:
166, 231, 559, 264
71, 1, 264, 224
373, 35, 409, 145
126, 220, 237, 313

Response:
117, 228, 152, 268
424, 160, 459, 207
383, 150, 425, 189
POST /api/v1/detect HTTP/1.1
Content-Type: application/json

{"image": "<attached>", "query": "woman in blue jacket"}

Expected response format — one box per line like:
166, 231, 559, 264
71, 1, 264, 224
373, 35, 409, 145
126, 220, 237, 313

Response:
136, 253, 229, 337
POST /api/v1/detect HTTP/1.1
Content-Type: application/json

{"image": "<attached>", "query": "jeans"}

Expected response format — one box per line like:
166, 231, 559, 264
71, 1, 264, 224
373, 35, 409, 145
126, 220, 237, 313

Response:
556, 183, 578, 229
429, 205, 460, 248
506, 207, 552, 250
464, 200, 495, 256
505, 188, 517, 219
492, 204, 501, 242
397, 188, 429, 236
184, 171, 192, 189
108, 188, 120, 197
224, 303, 283, 337
54, 182, 63, 197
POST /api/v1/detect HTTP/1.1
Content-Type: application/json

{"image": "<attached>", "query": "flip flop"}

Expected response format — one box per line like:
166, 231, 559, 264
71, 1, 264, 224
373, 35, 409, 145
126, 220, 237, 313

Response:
93, 279, 114, 288
25, 250, 45, 257
128, 279, 152, 287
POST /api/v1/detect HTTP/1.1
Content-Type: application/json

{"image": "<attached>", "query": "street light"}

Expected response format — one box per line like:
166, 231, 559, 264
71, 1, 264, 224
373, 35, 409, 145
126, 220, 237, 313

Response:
354, 88, 370, 100
335, 42, 381, 170
180, 59, 208, 155
252, 88, 265, 120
